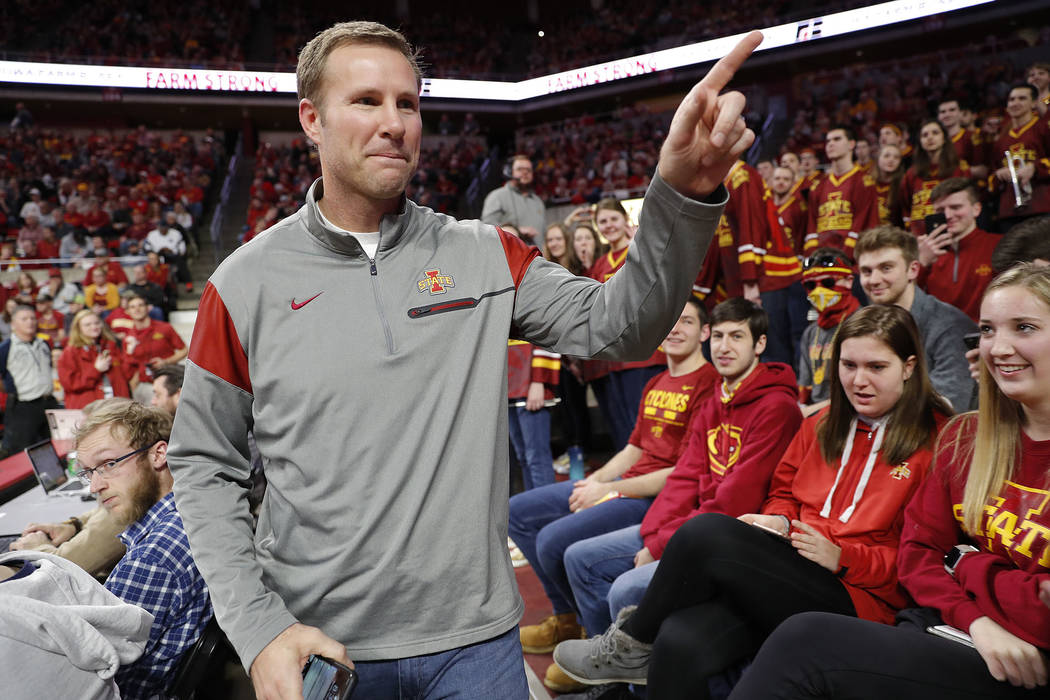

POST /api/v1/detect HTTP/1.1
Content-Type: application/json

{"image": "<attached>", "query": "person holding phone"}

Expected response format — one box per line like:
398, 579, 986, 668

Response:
726, 263, 1050, 699
57, 309, 133, 409
553, 305, 950, 698
916, 177, 999, 322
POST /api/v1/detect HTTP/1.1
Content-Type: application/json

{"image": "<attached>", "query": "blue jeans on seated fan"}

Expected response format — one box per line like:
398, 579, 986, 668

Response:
352, 625, 528, 699
508, 405, 554, 491
507, 480, 652, 628
564, 524, 651, 634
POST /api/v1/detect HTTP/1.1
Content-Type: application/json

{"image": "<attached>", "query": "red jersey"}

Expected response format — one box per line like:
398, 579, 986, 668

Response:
86, 260, 128, 286
144, 263, 171, 288
640, 363, 801, 558
993, 115, 1050, 218
37, 239, 59, 259
899, 415, 1050, 649
949, 127, 982, 168
916, 227, 998, 322
805, 165, 879, 257
507, 339, 559, 399
899, 163, 971, 235
762, 194, 804, 292
711, 162, 769, 297
36, 309, 64, 345
622, 363, 719, 484
762, 409, 946, 624
588, 246, 665, 372
124, 320, 186, 382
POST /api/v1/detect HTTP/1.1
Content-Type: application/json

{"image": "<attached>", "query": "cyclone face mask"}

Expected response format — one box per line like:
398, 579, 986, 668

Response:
807, 285, 843, 312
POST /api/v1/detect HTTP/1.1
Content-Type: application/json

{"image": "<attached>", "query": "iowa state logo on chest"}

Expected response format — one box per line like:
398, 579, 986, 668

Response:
707, 423, 742, 476
417, 268, 456, 295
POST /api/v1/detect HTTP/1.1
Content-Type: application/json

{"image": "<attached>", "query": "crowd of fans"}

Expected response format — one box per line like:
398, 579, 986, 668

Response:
7, 0, 900, 79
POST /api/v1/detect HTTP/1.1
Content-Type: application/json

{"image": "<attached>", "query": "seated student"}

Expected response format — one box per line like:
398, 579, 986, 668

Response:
0, 551, 153, 700
74, 399, 212, 699
727, 264, 1050, 699
561, 299, 801, 654
797, 248, 861, 416
856, 225, 975, 412
553, 305, 951, 699
150, 364, 183, 416
509, 299, 717, 691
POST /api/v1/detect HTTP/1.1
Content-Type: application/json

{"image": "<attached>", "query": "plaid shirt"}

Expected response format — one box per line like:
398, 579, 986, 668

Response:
105, 492, 212, 699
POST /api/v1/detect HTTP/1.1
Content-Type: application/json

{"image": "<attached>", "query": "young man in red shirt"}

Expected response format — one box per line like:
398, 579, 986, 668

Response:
805, 125, 880, 258
993, 83, 1050, 229
916, 177, 999, 322
122, 294, 187, 403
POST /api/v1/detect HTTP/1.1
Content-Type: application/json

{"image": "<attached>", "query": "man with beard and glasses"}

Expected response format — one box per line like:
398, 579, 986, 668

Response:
78, 399, 212, 699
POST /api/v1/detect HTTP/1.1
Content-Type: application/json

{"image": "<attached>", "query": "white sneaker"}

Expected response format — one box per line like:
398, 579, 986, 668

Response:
553, 452, 571, 474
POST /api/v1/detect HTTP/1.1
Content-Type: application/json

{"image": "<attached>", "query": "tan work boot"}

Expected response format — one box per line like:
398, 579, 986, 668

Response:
520, 612, 585, 653
544, 661, 588, 693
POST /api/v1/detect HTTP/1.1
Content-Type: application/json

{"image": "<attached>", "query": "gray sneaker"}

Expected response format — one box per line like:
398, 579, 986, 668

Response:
552, 606, 651, 686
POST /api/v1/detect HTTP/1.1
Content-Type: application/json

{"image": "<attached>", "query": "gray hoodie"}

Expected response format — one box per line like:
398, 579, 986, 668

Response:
0, 551, 153, 700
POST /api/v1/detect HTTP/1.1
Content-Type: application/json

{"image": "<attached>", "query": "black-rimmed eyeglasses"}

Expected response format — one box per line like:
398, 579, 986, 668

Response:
75, 441, 159, 481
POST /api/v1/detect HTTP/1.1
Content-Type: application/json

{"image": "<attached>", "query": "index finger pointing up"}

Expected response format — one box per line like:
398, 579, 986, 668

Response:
700, 30, 764, 93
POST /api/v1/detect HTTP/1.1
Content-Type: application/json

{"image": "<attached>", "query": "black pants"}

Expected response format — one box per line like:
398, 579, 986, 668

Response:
622, 514, 856, 700
3, 394, 58, 452
728, 612, 1044, 699
558, 365, 592, 451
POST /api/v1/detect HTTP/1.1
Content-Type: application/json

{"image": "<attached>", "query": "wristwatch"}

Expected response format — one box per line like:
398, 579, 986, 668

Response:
943, 544, 978, 576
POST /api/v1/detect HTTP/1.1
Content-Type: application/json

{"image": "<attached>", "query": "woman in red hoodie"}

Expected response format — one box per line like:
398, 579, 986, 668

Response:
57, 309, 133, 409
553, 305, 951, 698
727, 263, 1050, 699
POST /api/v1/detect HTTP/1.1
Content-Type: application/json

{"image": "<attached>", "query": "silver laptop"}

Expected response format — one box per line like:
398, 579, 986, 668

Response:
24, 440, 88, 496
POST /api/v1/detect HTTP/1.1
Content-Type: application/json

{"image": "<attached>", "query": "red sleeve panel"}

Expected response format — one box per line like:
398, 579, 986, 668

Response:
189, 281, 252, 395
498, 226, 541, 289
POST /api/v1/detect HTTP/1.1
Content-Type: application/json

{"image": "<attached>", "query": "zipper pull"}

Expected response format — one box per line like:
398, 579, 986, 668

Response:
369, 258, 377, 276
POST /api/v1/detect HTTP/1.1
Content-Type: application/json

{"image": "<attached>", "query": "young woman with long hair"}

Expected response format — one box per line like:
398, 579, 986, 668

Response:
728, 263, 1050, 699
57, 309, 134, 409
572, 223, 604, 273
543, 223, 584, 276
900, 118, 969, 235
553, 305, 951, 699
874, 144, 904, 226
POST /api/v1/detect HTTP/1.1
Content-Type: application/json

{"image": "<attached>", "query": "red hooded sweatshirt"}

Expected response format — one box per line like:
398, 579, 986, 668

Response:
641, 362, 802, 558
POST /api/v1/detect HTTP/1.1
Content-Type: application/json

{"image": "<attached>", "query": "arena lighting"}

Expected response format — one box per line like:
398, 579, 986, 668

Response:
0, 0, 994, 100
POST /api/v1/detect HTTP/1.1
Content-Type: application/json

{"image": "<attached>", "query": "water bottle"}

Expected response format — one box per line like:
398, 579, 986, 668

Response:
568, 445, 585, 481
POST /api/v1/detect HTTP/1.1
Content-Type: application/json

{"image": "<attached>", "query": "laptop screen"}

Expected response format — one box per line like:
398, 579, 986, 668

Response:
25, 440, 71, 493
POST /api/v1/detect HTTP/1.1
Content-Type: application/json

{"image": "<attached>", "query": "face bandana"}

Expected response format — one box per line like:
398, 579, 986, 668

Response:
807, 285, 843, 312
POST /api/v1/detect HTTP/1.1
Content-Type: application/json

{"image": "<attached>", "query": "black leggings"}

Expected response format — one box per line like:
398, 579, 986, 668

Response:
729, 612, 1045, 699
622, 513, 856, 700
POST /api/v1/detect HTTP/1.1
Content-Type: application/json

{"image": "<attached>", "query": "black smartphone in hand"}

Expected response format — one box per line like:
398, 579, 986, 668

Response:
924, 212, 947, 233
302, 655, 357, 700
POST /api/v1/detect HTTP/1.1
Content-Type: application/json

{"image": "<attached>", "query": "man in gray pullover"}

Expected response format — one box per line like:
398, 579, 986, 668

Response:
168, 20, 763, 700
856, 225, 976, 412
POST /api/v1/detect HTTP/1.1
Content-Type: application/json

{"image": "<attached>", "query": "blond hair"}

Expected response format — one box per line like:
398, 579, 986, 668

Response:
68, 309, 118, 349
955, 264, 1050, 533
296, 21, 422, 114
75, 399, 172, 452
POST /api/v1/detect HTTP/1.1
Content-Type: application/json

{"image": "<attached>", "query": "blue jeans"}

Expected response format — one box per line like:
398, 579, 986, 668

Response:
507, 480, 652, 624
508, 405, 553, 491
352, 626, 528, 699
759, 281, 809, 367
609, 561, 657, 623
564, 524, 650, 634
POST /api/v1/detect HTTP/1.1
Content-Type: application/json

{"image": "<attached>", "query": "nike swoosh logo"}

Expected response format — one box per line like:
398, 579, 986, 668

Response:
290, 292, 323, 310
